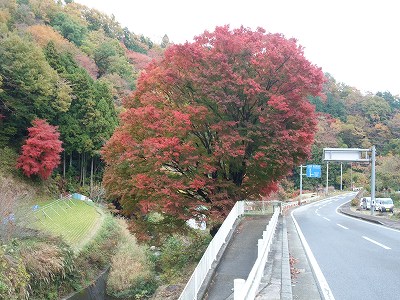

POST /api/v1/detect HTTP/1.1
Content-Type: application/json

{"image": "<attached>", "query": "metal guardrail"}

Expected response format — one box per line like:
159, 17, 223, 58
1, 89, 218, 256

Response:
233, 207, 280, 300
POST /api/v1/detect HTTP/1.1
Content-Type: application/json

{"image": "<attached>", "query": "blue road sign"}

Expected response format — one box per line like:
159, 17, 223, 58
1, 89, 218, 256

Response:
306, 165, 321, 178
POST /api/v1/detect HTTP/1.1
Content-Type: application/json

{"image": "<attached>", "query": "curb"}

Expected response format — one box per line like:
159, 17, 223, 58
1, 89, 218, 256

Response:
339, 208, 384, 225
281, 216, 292, 300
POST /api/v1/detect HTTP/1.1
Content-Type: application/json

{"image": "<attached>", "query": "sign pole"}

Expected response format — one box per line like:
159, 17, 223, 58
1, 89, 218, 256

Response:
371, 146, 376, 216
325, 162, 329, 195
350, 163, 353, 190
340, 163, 343, 191
299, 165, 303, 206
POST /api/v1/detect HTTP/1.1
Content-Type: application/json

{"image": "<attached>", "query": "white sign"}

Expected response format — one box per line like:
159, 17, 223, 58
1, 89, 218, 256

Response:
323, 148, 370, 162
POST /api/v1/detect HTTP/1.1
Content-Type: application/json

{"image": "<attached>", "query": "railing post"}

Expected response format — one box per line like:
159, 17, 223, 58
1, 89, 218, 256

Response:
234, 278, 245, 300
258, 239, 264, 257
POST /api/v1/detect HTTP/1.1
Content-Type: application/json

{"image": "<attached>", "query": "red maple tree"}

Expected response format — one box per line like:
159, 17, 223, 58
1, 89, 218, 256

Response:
17, 119, 63, 180
102, 25, 325, 222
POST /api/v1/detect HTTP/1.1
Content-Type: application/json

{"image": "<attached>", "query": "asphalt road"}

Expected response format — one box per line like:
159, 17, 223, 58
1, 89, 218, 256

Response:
293, 192, 400, 300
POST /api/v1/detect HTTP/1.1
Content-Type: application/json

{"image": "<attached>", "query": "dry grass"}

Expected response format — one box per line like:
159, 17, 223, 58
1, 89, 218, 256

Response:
107, 218, 153, 294
20, 242, 70, 284
0, 248, 30, 300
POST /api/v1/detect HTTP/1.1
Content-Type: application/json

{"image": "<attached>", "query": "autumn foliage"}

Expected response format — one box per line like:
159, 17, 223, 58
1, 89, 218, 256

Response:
102, 26, 325, 221
17, 119, 63, 180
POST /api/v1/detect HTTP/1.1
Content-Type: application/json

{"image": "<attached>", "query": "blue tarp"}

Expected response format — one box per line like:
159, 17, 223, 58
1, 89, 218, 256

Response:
72, 193, 85, 200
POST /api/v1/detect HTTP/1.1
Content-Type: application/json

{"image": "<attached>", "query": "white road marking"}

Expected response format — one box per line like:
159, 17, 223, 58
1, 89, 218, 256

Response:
336, 201, 400, 234
337, 224, 348, 230
323, 217, 331, 221
292, 211, 336, 300
362, 236, 391, 250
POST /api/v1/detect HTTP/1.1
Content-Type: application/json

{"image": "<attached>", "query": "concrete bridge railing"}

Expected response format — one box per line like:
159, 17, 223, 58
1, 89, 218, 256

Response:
178, 201, 245, 300
233, 207, 280, 300
179, 199, 279, 300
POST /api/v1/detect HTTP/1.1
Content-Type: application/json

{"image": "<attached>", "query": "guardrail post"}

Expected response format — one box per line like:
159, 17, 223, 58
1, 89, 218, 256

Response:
234, 278, 245, 300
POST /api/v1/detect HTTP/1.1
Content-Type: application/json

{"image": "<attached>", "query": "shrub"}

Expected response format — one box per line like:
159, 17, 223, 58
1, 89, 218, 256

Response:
107, 219, 157, 299
21, 242, 74, 284
0, 246, 30, 300
78, 215, 121, 270
158, 231, 211, 283
14, 233, 75, 300
25, 214, 120, 299
351, 197, 360, 207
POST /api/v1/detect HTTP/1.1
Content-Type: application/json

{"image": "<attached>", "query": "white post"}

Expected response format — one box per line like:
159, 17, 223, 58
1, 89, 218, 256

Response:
234, 279, 245, 300
371, 146, 376, 216
340, 163, 343, 191
325, 162, 329, 195
350, 163, 353, 190
299, 165, 303, 205
258, 239, 263, 257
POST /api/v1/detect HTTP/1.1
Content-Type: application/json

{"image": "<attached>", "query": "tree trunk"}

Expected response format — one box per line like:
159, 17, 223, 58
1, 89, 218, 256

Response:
90, 156, 94, 197
82, 153, 86, 186
63, 152, 66, 178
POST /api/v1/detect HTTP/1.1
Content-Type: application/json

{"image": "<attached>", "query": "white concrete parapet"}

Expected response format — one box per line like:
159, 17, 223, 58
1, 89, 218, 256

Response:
233, 207, 280, 300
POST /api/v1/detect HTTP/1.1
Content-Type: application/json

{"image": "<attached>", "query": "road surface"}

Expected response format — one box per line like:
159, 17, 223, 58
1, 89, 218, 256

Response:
292, 192, 400, 300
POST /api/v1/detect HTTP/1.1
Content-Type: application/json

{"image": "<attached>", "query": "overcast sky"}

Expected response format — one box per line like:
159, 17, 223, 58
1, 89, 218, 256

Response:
75, 0, 400, 96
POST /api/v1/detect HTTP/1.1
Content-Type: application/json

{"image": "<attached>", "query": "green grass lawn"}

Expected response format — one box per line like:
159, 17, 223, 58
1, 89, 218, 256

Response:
29, 199, 103, 251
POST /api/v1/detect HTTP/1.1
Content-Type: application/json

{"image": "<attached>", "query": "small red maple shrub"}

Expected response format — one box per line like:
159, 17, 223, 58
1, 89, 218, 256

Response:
17, 119, 63, 180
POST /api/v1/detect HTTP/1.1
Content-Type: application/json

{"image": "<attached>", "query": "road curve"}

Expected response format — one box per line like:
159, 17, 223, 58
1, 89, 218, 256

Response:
292, 192, 400, 300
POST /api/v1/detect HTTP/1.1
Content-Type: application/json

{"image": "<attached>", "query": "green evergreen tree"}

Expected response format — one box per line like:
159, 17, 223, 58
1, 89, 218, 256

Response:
0, 33, 69, 145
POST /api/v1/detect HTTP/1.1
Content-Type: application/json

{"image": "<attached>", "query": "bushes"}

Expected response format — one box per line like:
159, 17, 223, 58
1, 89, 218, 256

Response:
21, 242, 74, 285
75, 214, 121, 276
0, 213, 121, 300
351, 197, 360, 207
0, 246, 30, 300
0, 233, 73, 300
26, 214, 121, 299
158, 231, 211, 283
107, 219, 157, 299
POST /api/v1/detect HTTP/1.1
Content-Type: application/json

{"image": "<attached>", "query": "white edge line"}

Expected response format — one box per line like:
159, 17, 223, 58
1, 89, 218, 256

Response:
323, 217, 331, 221
335, 200, 400, 233
291, 210, 336, 300
336, 224, 348, 230
362, 236, 391, 250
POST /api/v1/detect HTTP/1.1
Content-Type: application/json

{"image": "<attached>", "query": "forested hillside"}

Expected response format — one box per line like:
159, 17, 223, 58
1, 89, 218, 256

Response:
1, 0, 400, 299
1, 0, 398, 206
0, 0, 165, 194
302, 74, 400, 194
